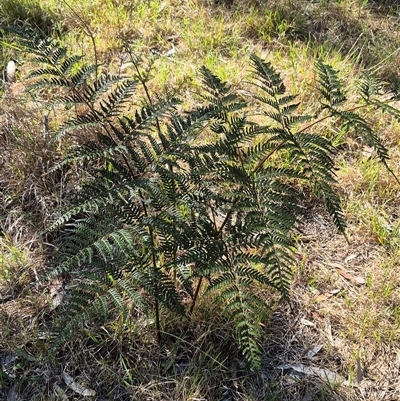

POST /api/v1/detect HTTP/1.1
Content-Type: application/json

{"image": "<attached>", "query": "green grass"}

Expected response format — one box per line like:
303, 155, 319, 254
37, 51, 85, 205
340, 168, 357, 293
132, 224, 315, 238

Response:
1, 0, 400, 399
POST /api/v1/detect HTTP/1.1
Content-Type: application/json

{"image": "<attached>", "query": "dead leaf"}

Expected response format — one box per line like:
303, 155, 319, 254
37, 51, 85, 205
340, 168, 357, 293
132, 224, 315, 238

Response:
158, 1, 167, 12
300, 390, 314, 401
315, 293, 333, 302
314, 289, 339, 303
49, 278, 63, 298
62, 372, 96, 397
306, 345, 323, 359
362, 146, 374, 158
331, 262, 345, 269
50, 290, 66, 310
336, 268, 365, 285
325, 322, 334, 346
278, 363, 356, 387
311, 311, 321, 321
333, 337, 345, 348
300, 318, 316, 327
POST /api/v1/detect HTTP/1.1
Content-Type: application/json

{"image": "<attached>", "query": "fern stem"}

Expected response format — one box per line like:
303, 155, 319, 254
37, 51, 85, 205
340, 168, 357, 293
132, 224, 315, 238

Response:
252, 141, 286, 175
296, 101, 397, 135
130, 54, 163, 137
138, 187, 162, 343
155, 299, 161, 344
190, 276, 203, 316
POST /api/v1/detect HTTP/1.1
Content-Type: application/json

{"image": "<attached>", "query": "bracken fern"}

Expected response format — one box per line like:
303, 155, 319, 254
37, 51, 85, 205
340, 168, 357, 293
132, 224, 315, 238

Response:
9, 29, 400, 370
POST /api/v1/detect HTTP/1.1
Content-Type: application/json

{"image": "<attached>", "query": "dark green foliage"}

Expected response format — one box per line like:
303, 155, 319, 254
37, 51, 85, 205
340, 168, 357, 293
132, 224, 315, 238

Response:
10, 31, 399, 370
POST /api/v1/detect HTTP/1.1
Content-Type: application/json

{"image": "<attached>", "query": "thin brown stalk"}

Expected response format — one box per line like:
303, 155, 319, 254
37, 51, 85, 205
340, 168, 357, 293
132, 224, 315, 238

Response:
189, 276, 203, 316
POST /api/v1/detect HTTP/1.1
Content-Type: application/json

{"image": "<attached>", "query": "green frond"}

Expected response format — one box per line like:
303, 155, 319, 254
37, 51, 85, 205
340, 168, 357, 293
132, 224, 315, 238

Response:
175, 264, 194, 297
275, 129, 348, 235
261, 241, 294, 298
250, 54, 285, 96
28, 75, 70, 90
199, 66, 232, 99
357, 74, 400, 123
315, 60, 346, 107
386, 74, 400, 100
108, 288, 128, 317
84, 74, 125, 103
117, 279, 148, 312
315, 181, 347, 234
280, 102, 300, 116
119, 99, 179, 140
358, 73, 382, 101
60, 55, 84, 74
370, 99, 400, 123
44, 196, 108, 233
55, 111, 104, 140
97, 79, 137, 120
340, 111, 389, 163
198, 67, 247, 120
28, 66, 65, 79
51, 282, 107, 348
70, 64, 98, 87
92, 295, 110, 321
211, 267, 264, 370
138, 269, 185, 316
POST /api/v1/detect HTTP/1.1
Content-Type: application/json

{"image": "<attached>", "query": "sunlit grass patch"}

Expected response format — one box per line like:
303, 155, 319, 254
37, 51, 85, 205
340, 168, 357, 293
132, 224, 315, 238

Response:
0, 235, 27, 282
0, 0, 58, 34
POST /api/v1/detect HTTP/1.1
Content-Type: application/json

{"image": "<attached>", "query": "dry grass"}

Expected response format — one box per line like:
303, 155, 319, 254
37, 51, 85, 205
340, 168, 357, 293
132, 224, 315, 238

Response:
1, 0, 400, 399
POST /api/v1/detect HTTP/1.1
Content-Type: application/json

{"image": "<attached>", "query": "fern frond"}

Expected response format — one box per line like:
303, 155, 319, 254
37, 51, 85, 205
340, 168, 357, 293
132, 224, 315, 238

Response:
250, 54, 285, 96
92, 295, 110, 321
210, 267, 264, 370
108, 288, 128, 317
369, 99, 400, 123
315, 60, 346, 107
118, 279, 148, 312
51, 282, 106, 348
97, 79, 137, 120
134, 269, 185, 315
198, 66, 246, 117
386, 74, 400, 100
82, 74, 124, 103
358, 73, 382, 101
340, 110, 390, 164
